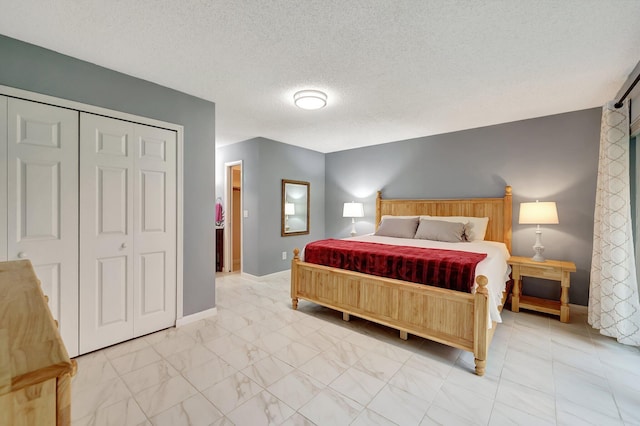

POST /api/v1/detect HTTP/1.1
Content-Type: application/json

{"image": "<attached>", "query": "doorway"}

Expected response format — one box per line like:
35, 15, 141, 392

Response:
225, 161, 242, 272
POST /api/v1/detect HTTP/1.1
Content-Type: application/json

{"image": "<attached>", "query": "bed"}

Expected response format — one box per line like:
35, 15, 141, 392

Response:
290, 186, 512, 376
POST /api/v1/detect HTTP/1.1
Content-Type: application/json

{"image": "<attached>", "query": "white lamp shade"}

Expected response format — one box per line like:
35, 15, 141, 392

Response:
519, 201, 559, 224
284, 203, 295, 215
343, 202, 364, 218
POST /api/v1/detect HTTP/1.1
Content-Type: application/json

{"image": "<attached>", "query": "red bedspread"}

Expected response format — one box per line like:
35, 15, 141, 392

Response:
304, 239, 487, 293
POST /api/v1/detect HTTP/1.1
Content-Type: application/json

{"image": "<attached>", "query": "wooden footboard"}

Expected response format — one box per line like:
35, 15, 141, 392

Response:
291, 249, 494, 376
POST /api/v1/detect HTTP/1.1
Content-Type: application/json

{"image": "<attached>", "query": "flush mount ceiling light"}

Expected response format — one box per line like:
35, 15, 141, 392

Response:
294, 90, 327, 110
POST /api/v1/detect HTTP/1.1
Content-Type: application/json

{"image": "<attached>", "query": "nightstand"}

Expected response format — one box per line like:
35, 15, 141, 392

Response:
508, 256, 576, 323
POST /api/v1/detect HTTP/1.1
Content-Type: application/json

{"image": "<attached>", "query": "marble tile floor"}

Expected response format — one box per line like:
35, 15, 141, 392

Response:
71, 271, 640, 425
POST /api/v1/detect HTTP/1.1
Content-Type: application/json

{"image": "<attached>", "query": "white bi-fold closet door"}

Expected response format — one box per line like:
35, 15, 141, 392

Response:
79, 113, 177, 354
1, 93, 179, 357
0, 96, 80, 355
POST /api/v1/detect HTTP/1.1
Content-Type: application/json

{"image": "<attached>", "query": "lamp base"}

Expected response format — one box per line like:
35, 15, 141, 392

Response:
350, 218, 357, 237
531, 252, 546, 262
531, 226, 546, 262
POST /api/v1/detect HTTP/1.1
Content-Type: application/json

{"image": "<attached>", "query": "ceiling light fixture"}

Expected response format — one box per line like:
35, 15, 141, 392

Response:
294, 90, 327, 110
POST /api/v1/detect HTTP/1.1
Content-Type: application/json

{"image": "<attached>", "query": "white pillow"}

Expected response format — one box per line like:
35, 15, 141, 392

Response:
429, 216, 489, 241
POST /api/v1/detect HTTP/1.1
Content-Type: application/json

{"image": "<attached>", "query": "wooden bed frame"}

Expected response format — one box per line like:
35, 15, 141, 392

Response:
291, 186, 512, 375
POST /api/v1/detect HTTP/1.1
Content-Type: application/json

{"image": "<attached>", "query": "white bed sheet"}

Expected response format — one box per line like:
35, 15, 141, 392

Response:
303, 235, 510, 325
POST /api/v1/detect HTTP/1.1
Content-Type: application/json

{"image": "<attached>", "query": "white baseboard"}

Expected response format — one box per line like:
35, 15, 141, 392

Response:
241, 269, 290, 282
176, 307, 217, 327
240, 272, 259, 280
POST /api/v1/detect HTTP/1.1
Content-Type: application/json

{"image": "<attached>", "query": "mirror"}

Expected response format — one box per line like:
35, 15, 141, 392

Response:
282, 179, 310, 236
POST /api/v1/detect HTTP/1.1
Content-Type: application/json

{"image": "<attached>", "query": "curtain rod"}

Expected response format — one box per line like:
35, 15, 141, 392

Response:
615, 72, 640, 108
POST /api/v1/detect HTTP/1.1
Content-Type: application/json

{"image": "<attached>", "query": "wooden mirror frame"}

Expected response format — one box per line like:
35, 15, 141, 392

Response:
282, 179, 310, 237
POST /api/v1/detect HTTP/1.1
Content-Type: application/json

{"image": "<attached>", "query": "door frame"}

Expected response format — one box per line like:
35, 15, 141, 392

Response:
224, 160, 242, 272
0, 84, 185, 322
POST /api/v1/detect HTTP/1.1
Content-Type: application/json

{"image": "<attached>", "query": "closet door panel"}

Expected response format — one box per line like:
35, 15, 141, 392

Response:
79, 113, 135, 353
7, 98, 79, 357
0, 96, 6, 261
133, 125, 176, 336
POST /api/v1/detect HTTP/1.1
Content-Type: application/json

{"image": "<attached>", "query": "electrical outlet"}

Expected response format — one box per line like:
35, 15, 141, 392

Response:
282, 251, 287, 260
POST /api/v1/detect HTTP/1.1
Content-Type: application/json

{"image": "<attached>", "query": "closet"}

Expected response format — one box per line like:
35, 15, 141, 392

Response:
79, 113, 177, 353
0, 92, 181, 357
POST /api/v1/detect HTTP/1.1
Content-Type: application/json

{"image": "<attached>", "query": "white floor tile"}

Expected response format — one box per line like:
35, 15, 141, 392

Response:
298, 351, 349, 385
133, 375, 198, 418
227, 390, 295, 426
329, 367, 386, 406
218, 341, 269, 370
111, 346, 162, 376
489, 401, 555, 426
103, 337, 151, 360
150, 393, 223, 426
70, 272, 639, 426
422, 403, 476, 426
495, 378, 555, 423
182, 355, 237, 391
253, 330, 295, 353
388, 362, 443, 403
353, 351, 403, 382
181, 320, 230, 344
267, 370, 324, 411
556, 397, 624, 426
554, 369, 619, 419
273, 341, 320, 368
72, 376, 132, 421
241, 355, 294, 387
121, 359, 179, 394
201, 372, 263, 414
73, 397, 147, 426
429, 382, 494, 425
279, 412, 317, 426
298, 388, 363, 426
152, 333, 198, 358
351, 408, 398, 426
368, 384, 430, 426
72, 351, 119, 390
164, 343, 217, 372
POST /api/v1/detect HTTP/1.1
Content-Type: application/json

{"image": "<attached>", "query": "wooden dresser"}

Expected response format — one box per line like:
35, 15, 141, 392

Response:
0, 260, 77, 425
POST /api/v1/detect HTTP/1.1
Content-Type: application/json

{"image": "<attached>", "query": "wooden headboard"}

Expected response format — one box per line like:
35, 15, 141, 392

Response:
375, 185, 512, 253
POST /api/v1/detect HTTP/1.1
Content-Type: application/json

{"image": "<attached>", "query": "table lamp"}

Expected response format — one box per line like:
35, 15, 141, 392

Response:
518, 200, 559, 262
343, 202, 364, 236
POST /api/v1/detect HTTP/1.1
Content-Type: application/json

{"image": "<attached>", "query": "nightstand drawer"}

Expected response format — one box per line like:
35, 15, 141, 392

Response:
519, 265, 561, 280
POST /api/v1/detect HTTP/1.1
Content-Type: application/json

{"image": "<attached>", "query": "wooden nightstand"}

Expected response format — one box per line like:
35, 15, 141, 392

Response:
508, 256, 576, 323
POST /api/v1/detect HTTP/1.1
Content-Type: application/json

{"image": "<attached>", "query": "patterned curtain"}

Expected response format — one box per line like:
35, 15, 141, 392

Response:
589, 100, 640, 346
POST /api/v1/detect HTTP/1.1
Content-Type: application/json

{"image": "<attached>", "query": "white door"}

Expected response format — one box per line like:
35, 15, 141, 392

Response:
133, 125, 176, 336
6, 97, 79, 356
79, 113, 177, 352
79, 113, 135, 353
0, 96, 7, 261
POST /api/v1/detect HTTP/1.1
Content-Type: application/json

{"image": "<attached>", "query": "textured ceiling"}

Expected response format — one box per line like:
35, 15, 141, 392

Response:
1, 1, 639, 153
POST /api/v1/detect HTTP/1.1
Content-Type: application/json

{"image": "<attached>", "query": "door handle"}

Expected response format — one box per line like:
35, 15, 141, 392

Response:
121, 242, 127, 249
17, 252, 27, 259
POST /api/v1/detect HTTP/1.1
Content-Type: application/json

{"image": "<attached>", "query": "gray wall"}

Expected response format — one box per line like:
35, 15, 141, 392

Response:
325, 108, 601, 306
216, 138, 325, 276
0, 35, 216, 316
